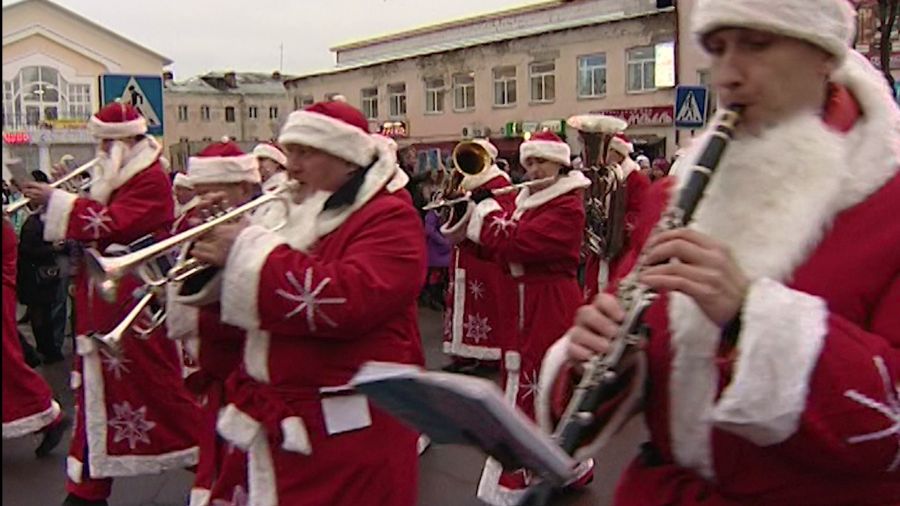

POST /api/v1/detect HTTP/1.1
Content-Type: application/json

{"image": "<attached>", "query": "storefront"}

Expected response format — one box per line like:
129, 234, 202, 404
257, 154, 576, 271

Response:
588, 106, 675, 161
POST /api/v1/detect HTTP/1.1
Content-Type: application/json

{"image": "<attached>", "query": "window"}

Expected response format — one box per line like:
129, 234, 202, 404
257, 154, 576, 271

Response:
361, 87, 378, 119
3, 65, 92, 127
269, 106, 279, 119
578, 54, 607, 97
225, 106, 235, 122
200, 105, 211, 121
424, 77, 445, 114
248, 105, 258, 119
202, 136, 213, 142
388, 83, 406, 117
627, 46, 656, 93
177, 105, 188, 121
67, 83, 91, 120
493, 66, 517, 107
179, 137, 189, 143
530, 61, 555, 103
453, 72, 475, 111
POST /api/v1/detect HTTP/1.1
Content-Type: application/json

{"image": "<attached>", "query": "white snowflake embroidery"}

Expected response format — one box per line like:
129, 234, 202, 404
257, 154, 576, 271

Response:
489, 214, 518, 238
100, 348, 131, 380
844, 356, 900, 472
80, 207, 112, 239
212, 485, 248, 506
468, 279, 485, 300
463, 313, 492, 343
521, 369, 539, 400
276, 268, 347, 332
107, 401, 156, 450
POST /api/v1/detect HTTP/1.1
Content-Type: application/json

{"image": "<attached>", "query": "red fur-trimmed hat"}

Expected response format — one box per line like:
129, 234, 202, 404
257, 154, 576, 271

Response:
278, 100, 377, 167
88, 101, 147, 139
188, 137, 260, 185
520, 130, 571, 166
252, 142, 287, 167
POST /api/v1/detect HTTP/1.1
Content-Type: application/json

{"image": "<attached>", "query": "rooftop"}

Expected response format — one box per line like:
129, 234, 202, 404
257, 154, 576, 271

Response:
166, 71, 292, 95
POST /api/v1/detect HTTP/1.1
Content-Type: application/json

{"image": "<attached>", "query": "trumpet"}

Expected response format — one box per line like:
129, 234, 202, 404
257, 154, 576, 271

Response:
422, 175, 566, 210
93, 285, 166, 352
4, 157, 98, 215
86, 182, 297, 303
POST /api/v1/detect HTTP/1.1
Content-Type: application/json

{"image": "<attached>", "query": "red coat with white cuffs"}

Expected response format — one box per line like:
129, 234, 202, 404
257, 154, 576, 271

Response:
213, 144, 424, 506
537, 52, 900, 505
466, 171, 589, 421
41, 137, 199, 482
441, 165, 518, 362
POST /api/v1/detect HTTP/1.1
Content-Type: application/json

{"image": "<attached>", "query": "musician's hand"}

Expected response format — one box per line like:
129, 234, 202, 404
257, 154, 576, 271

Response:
567, 294, 626, 362
469, 188, 493, 204
190, 219, 249, 267
195, 191, 232, 220
640, 229, 749, 326
20, 182, 53, 206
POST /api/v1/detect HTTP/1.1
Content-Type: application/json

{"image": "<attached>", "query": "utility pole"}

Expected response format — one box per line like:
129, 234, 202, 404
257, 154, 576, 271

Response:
280, 42, 284, 73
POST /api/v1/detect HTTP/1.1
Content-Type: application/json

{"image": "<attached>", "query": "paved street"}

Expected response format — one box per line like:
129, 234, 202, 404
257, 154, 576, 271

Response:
3, 305, 645, 506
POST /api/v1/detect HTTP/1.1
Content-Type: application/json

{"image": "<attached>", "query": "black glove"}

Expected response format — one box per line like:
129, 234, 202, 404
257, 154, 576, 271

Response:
451, 201, 469, 221
469, 188, 493, 204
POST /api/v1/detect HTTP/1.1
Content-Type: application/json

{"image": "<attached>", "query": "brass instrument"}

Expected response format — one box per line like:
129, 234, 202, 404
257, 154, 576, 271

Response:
4, 156, 98, 215
92, 285, 166, 352
519, 106, 744, 506
566, 114, 629, 260
86, 182, 297, 303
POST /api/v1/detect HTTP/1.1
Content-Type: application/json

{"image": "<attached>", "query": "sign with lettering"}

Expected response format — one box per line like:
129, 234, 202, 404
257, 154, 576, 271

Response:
590, 106, 675, 127
2, 132, 31, 145
380, 121, 408, 138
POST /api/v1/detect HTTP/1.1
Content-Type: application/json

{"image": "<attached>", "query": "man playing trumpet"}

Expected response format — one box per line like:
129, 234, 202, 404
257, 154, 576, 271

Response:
21, 102, 199, 506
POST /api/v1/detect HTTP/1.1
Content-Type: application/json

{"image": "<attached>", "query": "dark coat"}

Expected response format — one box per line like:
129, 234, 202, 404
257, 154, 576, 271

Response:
16, 213, 60, 305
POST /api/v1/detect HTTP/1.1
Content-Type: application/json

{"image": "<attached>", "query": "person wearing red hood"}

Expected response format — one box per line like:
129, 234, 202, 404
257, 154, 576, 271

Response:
541, 0, 900, 504
22, 102, 200, 506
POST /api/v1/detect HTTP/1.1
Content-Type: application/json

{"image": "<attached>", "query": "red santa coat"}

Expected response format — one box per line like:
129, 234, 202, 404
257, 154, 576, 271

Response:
2, 219, 61, 438
42, 137, 199, 482
441, 166, 518, 361
583, 159, 651, 302
466, 171, 590, 421
538, 54, 900, 505
213, 150, 424, 506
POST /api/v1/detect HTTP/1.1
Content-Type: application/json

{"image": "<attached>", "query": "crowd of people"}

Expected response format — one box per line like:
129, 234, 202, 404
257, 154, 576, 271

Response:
2, 0, 898, 505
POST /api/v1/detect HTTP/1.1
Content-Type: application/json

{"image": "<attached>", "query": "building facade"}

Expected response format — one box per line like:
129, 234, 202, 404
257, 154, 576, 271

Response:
2, 0, 171, 178
163, 71, 292, 172
285, 0, 682, 172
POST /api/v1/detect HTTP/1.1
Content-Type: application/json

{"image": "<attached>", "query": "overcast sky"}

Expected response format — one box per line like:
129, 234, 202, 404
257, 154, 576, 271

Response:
4, 0, 539, 78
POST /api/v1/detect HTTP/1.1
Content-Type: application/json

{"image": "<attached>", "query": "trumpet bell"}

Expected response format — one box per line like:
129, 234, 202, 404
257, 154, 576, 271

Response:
452, 141, 492, 176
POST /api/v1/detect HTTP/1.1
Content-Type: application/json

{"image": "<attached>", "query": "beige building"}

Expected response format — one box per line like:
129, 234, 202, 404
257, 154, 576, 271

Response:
286, 0, 687, 171
2, 0, 171, 177
163, 71, 293, 172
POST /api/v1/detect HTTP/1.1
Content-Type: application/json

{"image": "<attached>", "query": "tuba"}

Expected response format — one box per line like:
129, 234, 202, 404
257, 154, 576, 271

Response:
566, 114, 630, 262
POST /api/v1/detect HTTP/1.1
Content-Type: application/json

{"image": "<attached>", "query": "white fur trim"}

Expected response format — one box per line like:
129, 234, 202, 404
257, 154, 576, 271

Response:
472, 138, 499, 160
70, 371, 82, 390
442, 341, 502, 360
567, 114, 628, 134
711, 278, 828, 445
220, 225, 287, 330
42, 189, 76, 242
173, 173, 193, 189
243, 328, 271, 383
608, 136, 634, 156
75, 334, 96, 356
253, 144, 287, 167
247, 434, 278, 506
2, 400, 60, 439
666, 50, 900, 479
88, 114, 147, 139
164, 288, 199, 341
461, 165, 511, 192
171, 272, 223, 308
465, 199, 502, 244
89, 137, 163, 205
188, 487, 211, 506
536, 336, 570, 434
278, 109, 377, 168
476, 351, 523, 506
188, 154, 261, 185
520, 140, 571, 166
79, 337, 198, 477
439, 202, 474, 246
280, 416, 312, 455
691, 0, 855, 61
216, 404, 262, 451
67, 457, 83, 483
262, 170, 289, 192
512, 171, 590, 220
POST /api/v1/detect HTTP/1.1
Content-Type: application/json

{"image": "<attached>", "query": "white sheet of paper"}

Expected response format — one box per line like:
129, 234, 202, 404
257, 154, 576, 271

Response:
321, 393, 372, 436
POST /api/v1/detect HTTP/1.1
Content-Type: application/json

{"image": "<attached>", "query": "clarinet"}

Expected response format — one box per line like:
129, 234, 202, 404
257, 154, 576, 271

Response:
519, 105, 743, 506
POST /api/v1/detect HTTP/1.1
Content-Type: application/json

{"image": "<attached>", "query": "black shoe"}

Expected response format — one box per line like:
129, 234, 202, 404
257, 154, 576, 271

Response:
62, 494, 108, 506
24, 351, 42, 368
36, 414, 71, 458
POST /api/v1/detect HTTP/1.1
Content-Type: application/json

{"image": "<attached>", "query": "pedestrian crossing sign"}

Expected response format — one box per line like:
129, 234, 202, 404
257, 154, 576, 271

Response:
675, 85, 709, 129
99, 74, 165, 136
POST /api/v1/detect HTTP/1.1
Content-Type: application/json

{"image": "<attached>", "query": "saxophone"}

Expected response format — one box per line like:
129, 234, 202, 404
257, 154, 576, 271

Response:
519, 105, 743, 506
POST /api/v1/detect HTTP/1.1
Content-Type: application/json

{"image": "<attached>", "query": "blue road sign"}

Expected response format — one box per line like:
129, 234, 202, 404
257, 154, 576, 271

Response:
675, 85, 709, 129
99, 74, 165, 136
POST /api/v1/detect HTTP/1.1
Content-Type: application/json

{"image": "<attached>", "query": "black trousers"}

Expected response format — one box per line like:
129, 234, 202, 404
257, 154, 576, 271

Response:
28, 303, 61, 359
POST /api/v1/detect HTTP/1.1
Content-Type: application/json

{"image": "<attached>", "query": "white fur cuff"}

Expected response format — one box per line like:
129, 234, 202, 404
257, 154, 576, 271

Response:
712, 278, 829, 446
440, 201, 474, 245
220, 225, 287, 330
43, 189, 77, 242
465, 198, 502, 244
217, 404, 262, 450
280, 416, 312, 455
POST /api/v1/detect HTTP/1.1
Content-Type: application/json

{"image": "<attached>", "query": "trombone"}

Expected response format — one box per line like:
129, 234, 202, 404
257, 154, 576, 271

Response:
4, 157, 98, 215
86, 182, 297, 303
